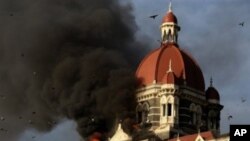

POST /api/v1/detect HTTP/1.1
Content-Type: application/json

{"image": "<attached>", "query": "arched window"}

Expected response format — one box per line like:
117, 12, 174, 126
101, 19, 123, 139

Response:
160, 96, 167, 117
189, 103, 196, 125
136, 104, 143, 123
168, 29, 172, 41
208, 110, 217, 130
163, 30, 167, 41
167, 96, 174, 116
142, 102, 150, 122
196, 106, 202, 127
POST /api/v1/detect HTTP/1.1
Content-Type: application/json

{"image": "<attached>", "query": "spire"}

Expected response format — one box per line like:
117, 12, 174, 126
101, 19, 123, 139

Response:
161, 0, 180, 43
168, 1, 172, 12
167, 59, 173, 73
210, 77, 213, 87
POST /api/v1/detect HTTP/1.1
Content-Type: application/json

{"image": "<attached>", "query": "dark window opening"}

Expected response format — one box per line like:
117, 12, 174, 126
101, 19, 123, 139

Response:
138, 111, 142, 123
167, 104, 172, 116
162, 104, 166, 116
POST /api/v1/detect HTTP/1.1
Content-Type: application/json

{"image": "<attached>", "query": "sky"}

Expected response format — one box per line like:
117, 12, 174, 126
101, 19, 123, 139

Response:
14, 0, 250, 140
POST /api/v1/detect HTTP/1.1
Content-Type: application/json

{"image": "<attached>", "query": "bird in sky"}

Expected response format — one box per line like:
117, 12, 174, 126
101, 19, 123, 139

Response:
149, 14, 158, 19
228, 115, 233, 121
241, 97, 246, 103
239, 22, 244, 26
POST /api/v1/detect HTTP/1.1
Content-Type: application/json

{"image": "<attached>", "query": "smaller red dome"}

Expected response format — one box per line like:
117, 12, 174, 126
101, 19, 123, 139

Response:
206, 87, 220, 100
162, 11, 178, 24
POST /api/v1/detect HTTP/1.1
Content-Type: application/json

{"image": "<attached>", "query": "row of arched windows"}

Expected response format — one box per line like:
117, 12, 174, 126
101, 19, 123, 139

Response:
160, 95, 175, 117
162, 29, 178, 42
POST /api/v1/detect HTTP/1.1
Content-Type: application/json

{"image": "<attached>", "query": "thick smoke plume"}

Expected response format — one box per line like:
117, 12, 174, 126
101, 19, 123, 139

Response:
0, 0, 148, 140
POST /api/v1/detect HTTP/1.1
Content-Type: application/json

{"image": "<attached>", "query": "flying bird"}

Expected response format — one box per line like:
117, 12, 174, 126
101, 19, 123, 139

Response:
227, 115, 233, 121
241, 97, 246, 103
239, 22, 244, 26
149, 14, 158, 19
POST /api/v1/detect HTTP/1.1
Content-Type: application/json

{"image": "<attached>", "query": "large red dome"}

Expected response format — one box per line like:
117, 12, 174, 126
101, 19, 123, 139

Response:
136, 43, 205, 91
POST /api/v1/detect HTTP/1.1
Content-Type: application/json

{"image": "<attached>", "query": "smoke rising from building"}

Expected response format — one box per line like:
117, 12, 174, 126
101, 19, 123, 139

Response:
0, 0, 148, 140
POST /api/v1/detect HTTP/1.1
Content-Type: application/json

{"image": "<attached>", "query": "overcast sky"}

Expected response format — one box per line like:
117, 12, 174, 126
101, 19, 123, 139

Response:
18, 0, 250, 140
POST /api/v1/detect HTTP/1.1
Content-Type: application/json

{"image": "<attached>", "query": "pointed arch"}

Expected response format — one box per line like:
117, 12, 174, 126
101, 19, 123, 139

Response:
208, 110, 217, 130
166, 95, 174, 116
161, 96, 167, 116
190, 103, 196, 125
196, 105, 202, 127
141, 102, 150, 123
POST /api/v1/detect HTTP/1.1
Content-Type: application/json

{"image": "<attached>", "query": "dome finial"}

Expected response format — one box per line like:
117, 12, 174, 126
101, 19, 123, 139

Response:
210, 77, 213, 87
168, 0, 172, 12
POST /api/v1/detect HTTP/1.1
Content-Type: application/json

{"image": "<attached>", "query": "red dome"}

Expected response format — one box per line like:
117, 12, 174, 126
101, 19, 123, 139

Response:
136, 43, 205, 91
162, 11, 178, 24
206, 87, 220, 100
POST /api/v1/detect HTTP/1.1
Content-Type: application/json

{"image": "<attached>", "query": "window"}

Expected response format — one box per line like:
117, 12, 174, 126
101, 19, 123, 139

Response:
162, 104, 166, 116
189, 103, 196, 125
196, 106, 202, 127
138, 111, 142, 123
167, 103, 172, 116
192, 112, 196, 124
163, 30, 167, 41
136, 104, 143, 123
208, 110, 217, 129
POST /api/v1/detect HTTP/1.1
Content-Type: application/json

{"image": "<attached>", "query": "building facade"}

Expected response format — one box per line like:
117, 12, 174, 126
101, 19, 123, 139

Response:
110, 3, 229, 141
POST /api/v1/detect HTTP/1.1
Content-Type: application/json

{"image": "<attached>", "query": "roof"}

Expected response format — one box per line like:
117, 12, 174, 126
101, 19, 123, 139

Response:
162, 11, 178, 24
109, 124, 132, 141
206, 87, 220, 100
168, 131, 214, 141
136, 43, 205, 91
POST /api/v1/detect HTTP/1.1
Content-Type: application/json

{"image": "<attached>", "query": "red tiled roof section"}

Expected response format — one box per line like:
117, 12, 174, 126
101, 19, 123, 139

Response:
162, 11, 178, 24
136, 43, 205, 91
167, 131, 214, 141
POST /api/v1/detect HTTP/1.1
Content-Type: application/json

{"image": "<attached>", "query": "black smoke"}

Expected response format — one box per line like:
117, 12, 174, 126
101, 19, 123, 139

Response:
0, 0, 148, 140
